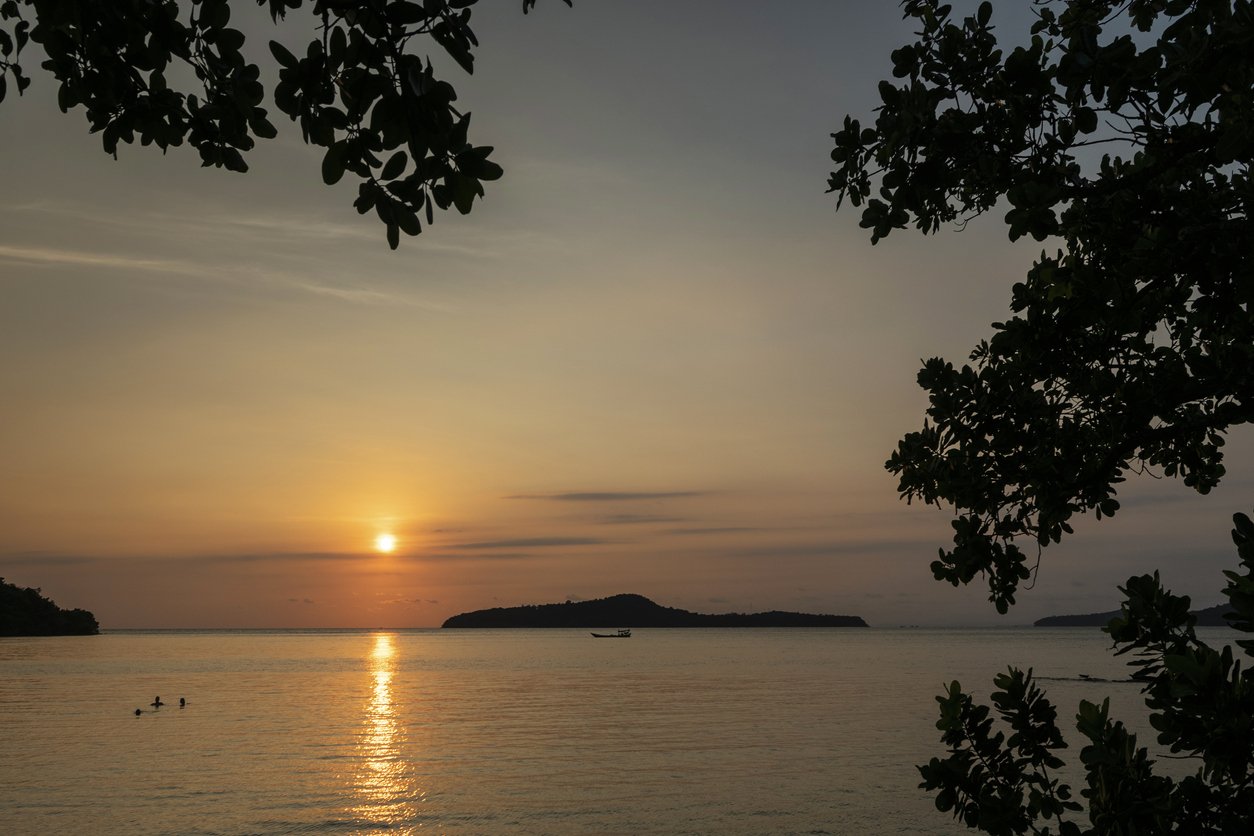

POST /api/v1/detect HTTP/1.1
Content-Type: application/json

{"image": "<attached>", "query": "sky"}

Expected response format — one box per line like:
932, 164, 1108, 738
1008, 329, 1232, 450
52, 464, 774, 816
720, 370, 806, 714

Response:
1, 1, 1250, 628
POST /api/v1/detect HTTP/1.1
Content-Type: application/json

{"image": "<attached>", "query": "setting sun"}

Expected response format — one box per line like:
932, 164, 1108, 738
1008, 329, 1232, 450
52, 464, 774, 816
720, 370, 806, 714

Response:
373, 533, 397, 554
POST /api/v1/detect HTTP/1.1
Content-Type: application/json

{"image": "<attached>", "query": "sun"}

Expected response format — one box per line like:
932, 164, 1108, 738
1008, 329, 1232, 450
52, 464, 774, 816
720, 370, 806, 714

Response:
373, 533, 397, 554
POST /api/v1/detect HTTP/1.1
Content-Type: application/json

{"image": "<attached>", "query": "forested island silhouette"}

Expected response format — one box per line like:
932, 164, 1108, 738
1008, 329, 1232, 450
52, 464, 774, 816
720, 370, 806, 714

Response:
1034, 603, 1234, 627
442, 593, 867, 628
0, 578, 99, 636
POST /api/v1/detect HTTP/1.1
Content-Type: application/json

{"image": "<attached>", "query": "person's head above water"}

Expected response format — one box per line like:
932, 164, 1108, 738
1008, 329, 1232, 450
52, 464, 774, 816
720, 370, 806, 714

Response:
179, 697, 185, 707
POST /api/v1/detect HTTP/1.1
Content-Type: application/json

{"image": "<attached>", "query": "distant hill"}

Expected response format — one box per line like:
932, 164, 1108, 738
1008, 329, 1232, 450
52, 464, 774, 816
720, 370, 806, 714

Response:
0, 578, 99, 636
442, 593, 868, 628
1035, 603, 1234, 628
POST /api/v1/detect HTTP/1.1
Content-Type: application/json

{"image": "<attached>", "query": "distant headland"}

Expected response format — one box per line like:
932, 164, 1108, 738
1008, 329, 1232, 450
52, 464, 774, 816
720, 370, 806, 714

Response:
0, 578, 99, 636
1035, 602, 1233, 628
442, 593, 868, 628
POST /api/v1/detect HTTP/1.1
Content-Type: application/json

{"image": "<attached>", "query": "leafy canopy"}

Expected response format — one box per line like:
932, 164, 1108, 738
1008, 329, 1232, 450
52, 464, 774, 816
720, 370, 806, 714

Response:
0, 0, 571, 249
917, 512, 1254, 836
830, 0, 1253, 614
832, 0, 1253, 833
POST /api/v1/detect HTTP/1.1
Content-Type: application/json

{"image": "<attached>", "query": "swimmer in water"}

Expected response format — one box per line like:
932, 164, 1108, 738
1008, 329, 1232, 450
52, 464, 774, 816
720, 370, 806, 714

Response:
135, 708, 142, 716
179, 697, 186, 708
151, 696, 164, 707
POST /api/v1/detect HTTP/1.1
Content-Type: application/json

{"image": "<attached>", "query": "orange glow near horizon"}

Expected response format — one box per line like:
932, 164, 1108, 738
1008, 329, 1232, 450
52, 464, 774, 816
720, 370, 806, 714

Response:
374, 533, 397, 554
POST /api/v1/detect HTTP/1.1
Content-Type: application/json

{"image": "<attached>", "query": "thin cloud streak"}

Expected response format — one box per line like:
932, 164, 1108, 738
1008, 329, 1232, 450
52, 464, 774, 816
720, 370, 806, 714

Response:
5, 199, 561, 261
712, 540, 940, 560
666, 526, 766, 536
509, 491, 705, 502
449, 537, 608, 550
596, 514, 688, 525
243, 265, 454, 311
410, 552, 537, 561
0, 243, 188, 274
0, 240, 448, 310
0, 552, 102, 567
4, 200, 378, 246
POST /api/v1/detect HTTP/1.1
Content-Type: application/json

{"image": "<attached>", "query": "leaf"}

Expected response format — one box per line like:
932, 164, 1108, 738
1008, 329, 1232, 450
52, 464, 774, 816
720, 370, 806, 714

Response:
381, 150, 408, 180
268, 40, 298, 69
396, 207, 421, 236
322, 143, 348, 185
216, 28, 246, 55
250, 113, 278, 140
1075, 107, 1098, 134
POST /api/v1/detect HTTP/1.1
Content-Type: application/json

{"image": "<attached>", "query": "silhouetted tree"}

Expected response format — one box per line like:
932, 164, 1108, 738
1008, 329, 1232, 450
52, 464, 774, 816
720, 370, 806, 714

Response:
0, 0, 570, 248
831, 0, 1253, 832
0, 577, 99, 635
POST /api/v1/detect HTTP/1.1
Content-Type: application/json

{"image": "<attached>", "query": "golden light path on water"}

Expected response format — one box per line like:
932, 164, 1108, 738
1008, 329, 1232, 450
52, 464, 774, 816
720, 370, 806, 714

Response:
351, 633, 423, 832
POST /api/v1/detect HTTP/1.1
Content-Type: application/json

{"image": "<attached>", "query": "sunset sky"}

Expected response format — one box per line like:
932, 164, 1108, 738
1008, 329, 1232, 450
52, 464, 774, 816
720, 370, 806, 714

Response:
2, 0, 1250, 628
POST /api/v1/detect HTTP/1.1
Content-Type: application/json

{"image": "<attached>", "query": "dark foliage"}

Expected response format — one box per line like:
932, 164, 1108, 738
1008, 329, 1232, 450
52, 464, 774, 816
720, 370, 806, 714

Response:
831, 1, 1253, 832
1034, 602, 1233, 627
917, 512, 1254, 835
0, 0, 572, 249
830, 0, 1253, 614
0, 577, 99, 635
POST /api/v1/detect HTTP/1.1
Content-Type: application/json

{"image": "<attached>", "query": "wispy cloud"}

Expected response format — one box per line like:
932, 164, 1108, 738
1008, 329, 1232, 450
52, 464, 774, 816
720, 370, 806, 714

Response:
200, 551, 361, 564
597, 514, 687, 525
246, 265, 452, 311
509, 491, 705, 502
3, 200, 377, 246
0, 243, 191, 274
0, 239, 449, 310
714, 539, 937, 560
0, 552, 102, 567
195, 211, 379, 244
415, 552, 537, 561
449, 537, 607, 550
666, 526, 764, 536
4, 199, 559, 261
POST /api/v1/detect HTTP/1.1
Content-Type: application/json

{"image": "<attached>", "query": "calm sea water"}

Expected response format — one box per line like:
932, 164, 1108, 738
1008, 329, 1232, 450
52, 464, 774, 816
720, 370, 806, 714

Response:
0, 628, 1209, 835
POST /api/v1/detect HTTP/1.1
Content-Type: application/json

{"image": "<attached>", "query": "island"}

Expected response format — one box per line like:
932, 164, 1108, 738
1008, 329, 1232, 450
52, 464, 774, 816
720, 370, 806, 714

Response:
1035, 602, 1233, 628
442, 593, 868, 628
0, 578, 99, 636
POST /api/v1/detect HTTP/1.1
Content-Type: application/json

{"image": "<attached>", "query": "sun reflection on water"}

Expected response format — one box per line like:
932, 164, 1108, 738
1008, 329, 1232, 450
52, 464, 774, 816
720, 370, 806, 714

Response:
351, 633, 423, 832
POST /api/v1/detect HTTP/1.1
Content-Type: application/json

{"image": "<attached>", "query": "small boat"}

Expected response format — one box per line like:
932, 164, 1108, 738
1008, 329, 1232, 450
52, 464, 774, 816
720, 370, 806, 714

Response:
590, 628, 631, 638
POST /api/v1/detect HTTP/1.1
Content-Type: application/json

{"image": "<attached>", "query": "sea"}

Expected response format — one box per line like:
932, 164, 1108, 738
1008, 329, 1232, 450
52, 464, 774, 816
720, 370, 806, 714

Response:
0, 627, 1224, 835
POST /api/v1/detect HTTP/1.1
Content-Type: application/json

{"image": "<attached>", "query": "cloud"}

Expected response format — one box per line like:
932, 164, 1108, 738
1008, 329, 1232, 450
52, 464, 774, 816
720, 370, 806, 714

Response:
4, 200, 379, 246
6, 199, 562, 261
416, 552, 538, 561
286, 279, 439, 309
0, 552, 103, 567
235, 263, 453, 310
1, 224, 449, 311
666, 526, 764, 536
0, 243, 192, 274
3, 550, 376, 568
509, 491, 705, 502
597, 514, 687, 525
449, 537, 607, 550
200, 551, 361, 564
715, 539, 938, 560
